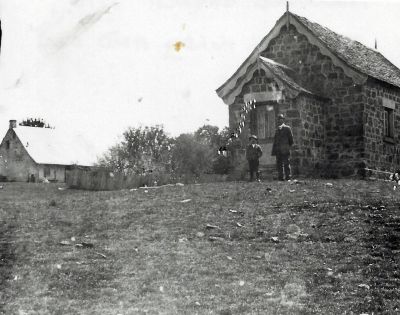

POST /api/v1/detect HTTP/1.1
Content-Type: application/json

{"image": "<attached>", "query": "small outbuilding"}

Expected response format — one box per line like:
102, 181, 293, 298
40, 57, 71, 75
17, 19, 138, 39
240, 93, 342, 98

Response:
0, 120, 95, 182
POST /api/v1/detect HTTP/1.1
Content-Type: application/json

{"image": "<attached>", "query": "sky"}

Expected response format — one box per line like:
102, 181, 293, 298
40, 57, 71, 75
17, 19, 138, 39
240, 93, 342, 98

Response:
1, 0, 400, 160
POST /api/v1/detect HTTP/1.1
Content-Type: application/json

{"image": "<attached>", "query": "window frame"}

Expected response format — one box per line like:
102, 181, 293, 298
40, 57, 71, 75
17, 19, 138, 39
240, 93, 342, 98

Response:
255, 102, 276, 141
44, 166, 51, 178
383, 98, 395, 143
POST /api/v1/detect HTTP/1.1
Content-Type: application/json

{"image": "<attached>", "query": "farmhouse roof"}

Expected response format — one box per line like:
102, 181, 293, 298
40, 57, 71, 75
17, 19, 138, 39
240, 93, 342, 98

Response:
13, 126, 96, 167
216, 11, 400, 102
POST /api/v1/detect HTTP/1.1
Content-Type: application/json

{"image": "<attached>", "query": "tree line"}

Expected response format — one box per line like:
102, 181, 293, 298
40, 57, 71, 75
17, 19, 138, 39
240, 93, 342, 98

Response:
96, 125, 233, 177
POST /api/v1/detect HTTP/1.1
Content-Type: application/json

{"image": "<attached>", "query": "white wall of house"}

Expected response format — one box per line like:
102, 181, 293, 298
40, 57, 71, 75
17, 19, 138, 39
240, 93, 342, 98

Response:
0, 129, 67, 182
0, 129, 39, 181
37, 164, 66, 182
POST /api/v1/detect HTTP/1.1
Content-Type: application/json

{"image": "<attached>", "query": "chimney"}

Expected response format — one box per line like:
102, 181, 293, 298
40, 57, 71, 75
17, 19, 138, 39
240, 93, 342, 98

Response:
9, 120, 16, 129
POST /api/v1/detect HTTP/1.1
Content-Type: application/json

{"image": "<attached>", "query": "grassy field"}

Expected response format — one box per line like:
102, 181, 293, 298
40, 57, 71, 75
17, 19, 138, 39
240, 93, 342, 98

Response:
0, 179, 400, 314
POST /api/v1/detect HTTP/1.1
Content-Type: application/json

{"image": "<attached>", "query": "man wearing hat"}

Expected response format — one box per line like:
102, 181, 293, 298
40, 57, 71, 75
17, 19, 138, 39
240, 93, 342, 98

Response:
246, 135, 263, 182
272, 114, 294, 181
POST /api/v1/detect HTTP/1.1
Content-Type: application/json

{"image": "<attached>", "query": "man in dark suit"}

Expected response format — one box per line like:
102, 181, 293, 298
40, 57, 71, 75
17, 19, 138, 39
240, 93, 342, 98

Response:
272, 114, 294, 181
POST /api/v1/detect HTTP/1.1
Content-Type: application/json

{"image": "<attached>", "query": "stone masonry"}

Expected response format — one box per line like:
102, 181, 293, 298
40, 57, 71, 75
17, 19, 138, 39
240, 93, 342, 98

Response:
227, 23, 400, 177
363, 79, 400, 172
262, 24, 366, 177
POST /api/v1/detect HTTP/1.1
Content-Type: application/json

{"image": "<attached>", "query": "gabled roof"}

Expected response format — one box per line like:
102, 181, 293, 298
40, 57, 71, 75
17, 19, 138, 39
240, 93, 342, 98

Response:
216, 55, 314, 105
292, 14, 400, 89
259, 56, 312, 95
12, 126, 96, 166
217, 11, 400, 104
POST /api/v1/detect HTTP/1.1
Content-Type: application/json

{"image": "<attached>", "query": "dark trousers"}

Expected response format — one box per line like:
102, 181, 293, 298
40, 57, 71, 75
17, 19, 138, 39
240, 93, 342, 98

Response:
248, 159, 260, 181
276, 154, 291, 180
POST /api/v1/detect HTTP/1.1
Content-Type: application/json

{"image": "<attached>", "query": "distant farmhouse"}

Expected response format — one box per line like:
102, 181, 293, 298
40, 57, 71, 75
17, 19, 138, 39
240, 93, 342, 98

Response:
217, 10, 400, 177
0, 120, 95, 182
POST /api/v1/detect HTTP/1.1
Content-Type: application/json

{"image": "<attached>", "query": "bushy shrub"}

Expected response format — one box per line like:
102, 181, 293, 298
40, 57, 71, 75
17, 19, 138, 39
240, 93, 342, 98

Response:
96, 124, 232, 182
97, 125, 173, 174
171, 133, 214, 176
212, 155, 232, 174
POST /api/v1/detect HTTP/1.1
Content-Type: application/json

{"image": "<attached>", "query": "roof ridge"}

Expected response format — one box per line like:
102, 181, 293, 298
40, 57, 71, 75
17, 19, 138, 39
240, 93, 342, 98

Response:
373, 50, 400, 76
217, 10, 400, 102
290, 11, 400, 88
216, 13, 289, 94
292, 12, 377, 52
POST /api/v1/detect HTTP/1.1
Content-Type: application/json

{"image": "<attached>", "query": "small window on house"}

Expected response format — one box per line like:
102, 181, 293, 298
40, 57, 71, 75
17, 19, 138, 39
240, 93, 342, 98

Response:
256, 105, 275, 139
384, 107, 394, 138
266, 106, 276, 137
44, 166, 50, 178
5, 140, 10, 150
383, 98, 395, 141
257, 106, 266, 139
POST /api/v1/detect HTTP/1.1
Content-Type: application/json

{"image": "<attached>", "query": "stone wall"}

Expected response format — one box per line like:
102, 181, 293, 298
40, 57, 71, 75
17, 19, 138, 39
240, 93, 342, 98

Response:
228, 23, 400, 177
262, 25, 355, 98
261, 24, 366, 177
363, 78, 400, 173
295, 95, 326, 175
229, 69, 270, 151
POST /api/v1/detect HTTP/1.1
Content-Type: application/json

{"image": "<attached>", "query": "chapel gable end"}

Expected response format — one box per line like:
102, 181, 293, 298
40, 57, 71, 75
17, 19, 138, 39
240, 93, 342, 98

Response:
261, 24, 355, 97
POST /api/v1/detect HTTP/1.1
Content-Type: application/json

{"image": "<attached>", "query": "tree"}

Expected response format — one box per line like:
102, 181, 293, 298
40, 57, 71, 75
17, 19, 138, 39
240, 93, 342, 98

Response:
19, 118, 53, 128
194, 124, 221, 147
171, 133, 214, 176
194, 125, 234, 174
97, 124, 232, 177
97, 125, 173, 174
96, 143, 127, 173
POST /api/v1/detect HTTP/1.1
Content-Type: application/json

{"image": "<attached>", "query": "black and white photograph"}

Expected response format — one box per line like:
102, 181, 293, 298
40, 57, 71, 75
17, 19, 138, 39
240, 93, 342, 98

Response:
1, 0, 400, 313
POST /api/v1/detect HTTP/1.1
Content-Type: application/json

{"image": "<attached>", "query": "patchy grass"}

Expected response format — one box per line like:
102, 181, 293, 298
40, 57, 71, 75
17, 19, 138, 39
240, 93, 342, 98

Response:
0, 180, 400, 314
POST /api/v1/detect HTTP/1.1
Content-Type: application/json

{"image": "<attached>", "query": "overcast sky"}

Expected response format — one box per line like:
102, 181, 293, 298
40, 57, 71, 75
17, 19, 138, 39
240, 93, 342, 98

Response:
1, 0, 400, 159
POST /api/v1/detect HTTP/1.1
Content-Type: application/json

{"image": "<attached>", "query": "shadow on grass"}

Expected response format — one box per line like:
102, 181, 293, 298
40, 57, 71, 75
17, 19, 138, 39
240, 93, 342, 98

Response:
0, 220, 16, 313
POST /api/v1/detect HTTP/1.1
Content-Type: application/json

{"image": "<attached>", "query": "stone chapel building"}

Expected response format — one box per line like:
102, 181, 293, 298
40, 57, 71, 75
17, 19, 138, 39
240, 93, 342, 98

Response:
216, 10, 400, 178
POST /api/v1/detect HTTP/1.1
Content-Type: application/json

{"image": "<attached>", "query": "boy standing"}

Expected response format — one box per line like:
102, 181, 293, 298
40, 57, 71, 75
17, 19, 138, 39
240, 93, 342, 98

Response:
246, 135, 263, 182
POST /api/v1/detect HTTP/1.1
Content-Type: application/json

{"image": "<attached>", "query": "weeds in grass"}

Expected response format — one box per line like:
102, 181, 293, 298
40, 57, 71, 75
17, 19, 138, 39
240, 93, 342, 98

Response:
0, 180, 400, 313
0, 220, 16, 313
